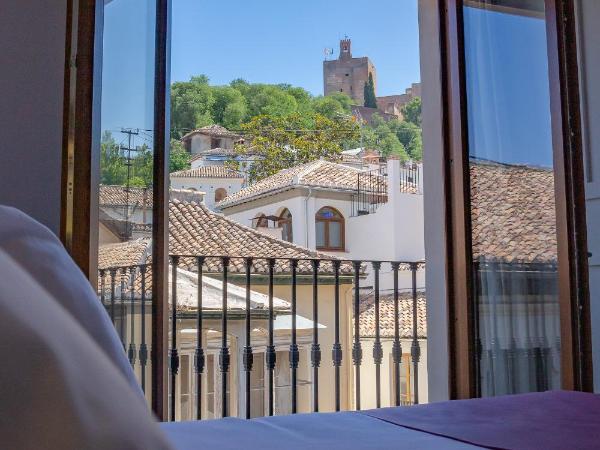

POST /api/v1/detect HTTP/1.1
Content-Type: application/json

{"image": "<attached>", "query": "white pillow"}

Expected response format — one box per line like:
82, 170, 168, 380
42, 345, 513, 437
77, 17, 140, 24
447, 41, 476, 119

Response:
0, 249, 173, 449
0, 205, 141, 396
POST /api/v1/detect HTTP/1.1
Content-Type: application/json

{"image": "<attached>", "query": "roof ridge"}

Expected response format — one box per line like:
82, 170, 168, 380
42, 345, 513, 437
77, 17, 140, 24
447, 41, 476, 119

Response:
295, 159, 326, 183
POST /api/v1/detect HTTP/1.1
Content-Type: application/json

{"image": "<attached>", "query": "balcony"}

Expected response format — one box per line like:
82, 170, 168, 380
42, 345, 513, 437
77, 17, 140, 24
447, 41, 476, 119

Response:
98, 255, 425, 421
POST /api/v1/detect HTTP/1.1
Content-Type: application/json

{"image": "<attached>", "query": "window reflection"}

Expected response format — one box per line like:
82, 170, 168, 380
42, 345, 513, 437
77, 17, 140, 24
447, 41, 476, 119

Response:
463, 0, 561, 395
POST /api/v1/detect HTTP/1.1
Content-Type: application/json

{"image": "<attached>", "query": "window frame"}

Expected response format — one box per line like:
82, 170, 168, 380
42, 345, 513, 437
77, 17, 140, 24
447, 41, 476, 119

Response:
315, 206, 345, 251
439, 0, 592, 398
278, 208, 293, 243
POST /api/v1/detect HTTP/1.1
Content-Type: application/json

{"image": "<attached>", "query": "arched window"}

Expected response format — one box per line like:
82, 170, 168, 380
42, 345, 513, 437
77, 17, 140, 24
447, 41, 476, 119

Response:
214, 188, 227, 202
315, 207, 344, 251
278, 208, 293, 243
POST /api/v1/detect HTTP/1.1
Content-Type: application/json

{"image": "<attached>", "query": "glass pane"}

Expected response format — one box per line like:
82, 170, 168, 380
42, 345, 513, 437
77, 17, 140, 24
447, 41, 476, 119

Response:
463, 0, 560, 396
97, 0, 156, 406
315, 221, 326, 248
329, 222, 342, 248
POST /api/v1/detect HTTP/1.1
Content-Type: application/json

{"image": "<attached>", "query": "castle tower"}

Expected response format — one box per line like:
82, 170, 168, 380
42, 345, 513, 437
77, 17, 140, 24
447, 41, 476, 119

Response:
339, 37, 352, 60
323, 38, 376, 105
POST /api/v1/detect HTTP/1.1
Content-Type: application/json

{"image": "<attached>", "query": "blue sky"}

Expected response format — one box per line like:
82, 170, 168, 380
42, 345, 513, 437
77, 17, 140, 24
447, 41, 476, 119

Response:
171, 0, 421, 96
101, 0, 421, 136
463, 6, 553, 168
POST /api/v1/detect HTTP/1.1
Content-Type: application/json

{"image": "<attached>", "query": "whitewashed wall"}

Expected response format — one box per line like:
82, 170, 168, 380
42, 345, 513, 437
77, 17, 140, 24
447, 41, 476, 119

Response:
171, 176, 244, 210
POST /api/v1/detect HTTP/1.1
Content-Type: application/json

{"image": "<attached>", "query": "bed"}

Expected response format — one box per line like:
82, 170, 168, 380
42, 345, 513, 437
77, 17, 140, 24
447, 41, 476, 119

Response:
1, 205, 599, 450
161, 390, 600, 450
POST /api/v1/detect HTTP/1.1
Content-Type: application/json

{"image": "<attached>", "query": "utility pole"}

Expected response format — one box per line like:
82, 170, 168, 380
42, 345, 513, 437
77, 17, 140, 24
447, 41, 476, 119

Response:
119, 128, 140, 233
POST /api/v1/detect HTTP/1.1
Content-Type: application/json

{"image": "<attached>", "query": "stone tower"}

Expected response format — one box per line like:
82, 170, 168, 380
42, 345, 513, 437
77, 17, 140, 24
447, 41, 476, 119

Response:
323, 38, 376, 106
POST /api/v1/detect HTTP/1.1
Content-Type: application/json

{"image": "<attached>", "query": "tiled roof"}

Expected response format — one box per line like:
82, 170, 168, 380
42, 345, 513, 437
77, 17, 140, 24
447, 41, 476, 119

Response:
98, 238, 151, 270
181, 124, 241, 140
470, 161, 557, 264
217, 160, 364, 208
170, 166, 244, 179
99, 185, 153, 208
358, 291, 426, 338
169, 200, 356, 276
191, 148, 237, 159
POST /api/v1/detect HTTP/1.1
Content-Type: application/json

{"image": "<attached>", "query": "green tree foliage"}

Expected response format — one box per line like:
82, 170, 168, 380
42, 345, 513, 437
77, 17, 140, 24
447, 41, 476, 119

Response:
235, 113, 360, 182
363, 72, 377, 108
311, 93, 355, 119
401, 97, 422, 126
170, 75, 215, 139
167, 75, 423, 173
169, 139, 191, 173
100, 131, 153, 187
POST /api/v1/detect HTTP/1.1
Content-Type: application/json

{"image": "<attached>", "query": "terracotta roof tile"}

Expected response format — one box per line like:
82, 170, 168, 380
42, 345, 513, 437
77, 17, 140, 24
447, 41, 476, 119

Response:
99, 185, 153, 208
358, 291, 426, 338
470, 161, 557, 263
98, 238, 151, 269
169, 200, 355, 275
217, 160, 365, 208
170, 166, 244, 179
181, 124, 242, 140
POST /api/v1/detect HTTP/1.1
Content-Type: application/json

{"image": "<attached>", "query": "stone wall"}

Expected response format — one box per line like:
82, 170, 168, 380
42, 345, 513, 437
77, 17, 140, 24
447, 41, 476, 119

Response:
323, 57, 376, 105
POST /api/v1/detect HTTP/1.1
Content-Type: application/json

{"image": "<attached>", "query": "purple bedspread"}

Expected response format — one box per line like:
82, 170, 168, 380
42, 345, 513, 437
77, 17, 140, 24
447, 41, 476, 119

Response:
362, 390, 600, 450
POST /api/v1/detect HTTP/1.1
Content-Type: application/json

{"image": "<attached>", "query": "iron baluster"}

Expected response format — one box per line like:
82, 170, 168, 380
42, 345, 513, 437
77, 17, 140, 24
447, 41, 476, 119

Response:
195, 257, 205, 420
220, 257, 231, 418
128, 266, 136, 367
372, 262, 383, 408
289, 259, 299, 414
119, 267, 126, 349
410, 263, 420, 404
332, 260, 342, 412
352, 261, 362, 410
311, 259, 321, 412
109, 268, 116, 324
266, 258, 276, 416
170, 256, 180, 422
139, 266, 148, 393
391, 262, 402, 407
244, 258, 254, 419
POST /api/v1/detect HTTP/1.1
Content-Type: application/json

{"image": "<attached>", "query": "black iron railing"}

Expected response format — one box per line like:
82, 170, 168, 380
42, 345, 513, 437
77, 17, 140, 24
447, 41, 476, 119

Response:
351, 166, 388, 216
98, 256, 425, 421
351, 163, 422, 217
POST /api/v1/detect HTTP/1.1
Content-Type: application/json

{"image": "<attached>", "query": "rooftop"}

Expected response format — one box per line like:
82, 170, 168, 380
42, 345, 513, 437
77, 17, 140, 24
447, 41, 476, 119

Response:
181, 124, 242, 141
170, 166, 244, 179
358, 291, 426, 339
100, 185, 153, 208
217, 160, 364, 209
169, 200, 355, 276
470, 160, 557, 264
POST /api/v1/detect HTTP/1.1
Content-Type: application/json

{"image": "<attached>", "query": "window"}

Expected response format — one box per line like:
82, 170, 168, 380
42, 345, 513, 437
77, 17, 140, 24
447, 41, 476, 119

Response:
278, 208, 293, 243
463, 0, 560, 396
214, 188, 227, 202
390, 354, 413, 406
315, 207, 344, 251
211, 137, 220, 149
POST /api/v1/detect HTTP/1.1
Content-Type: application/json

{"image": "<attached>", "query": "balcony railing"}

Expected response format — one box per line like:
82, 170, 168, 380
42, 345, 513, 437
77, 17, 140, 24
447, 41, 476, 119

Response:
98, 255, 425, 421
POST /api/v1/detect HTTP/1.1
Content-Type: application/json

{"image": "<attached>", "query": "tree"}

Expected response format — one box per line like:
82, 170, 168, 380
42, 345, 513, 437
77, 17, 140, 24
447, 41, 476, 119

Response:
234, 113, 360, 182
100, 131, 128, 185
170, 75, 215, 139
100, 131, 156, 187
312, 93, 354, 120
212, 86, 248, 129
401, 97, 421, 126
169, 139, 191, 173
363, 72, 377, 108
